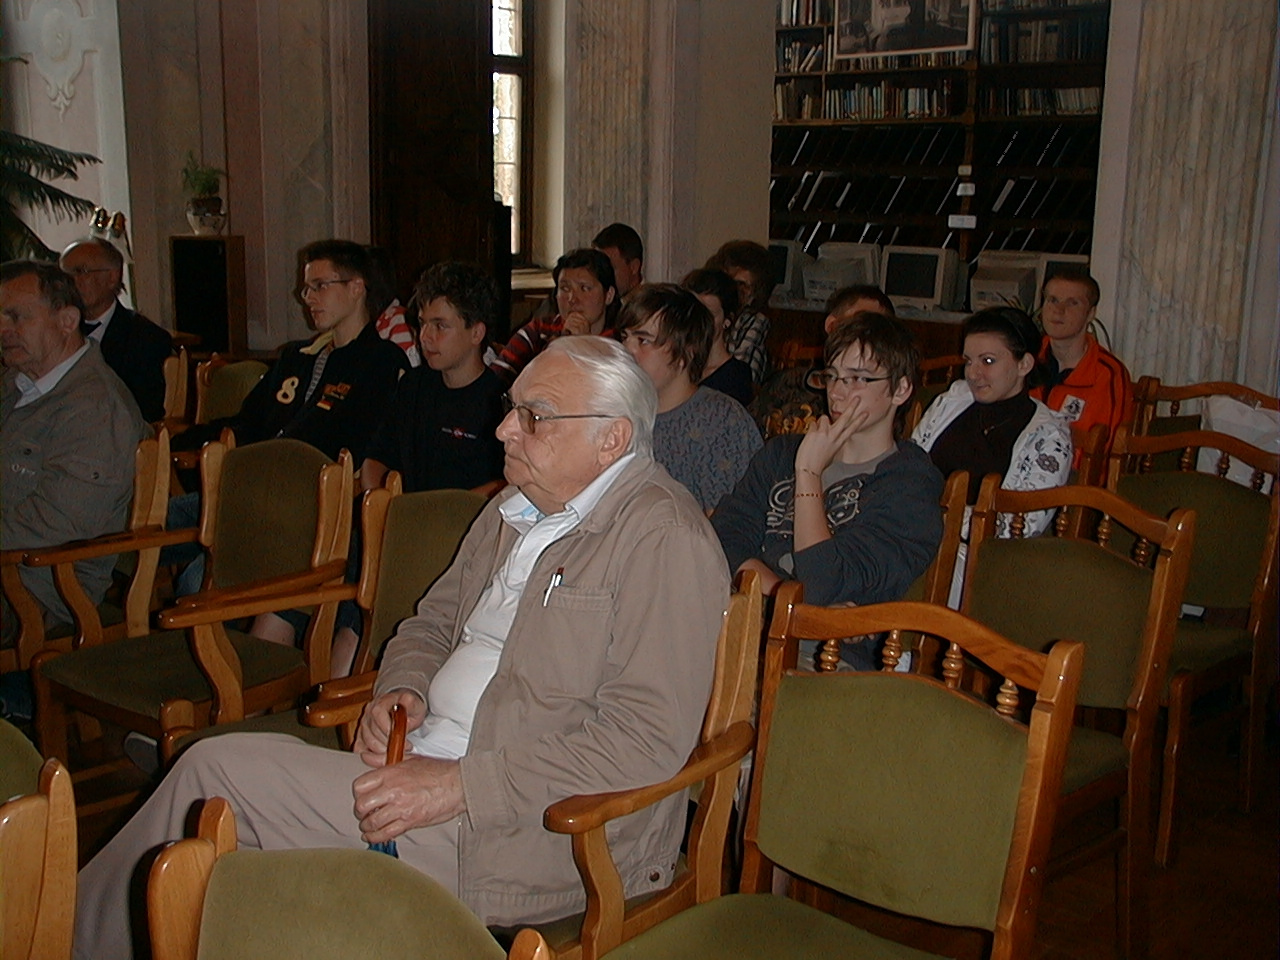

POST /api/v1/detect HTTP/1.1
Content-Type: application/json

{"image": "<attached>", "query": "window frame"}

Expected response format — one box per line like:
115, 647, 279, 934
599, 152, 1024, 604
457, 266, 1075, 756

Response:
492, 0, 535, 265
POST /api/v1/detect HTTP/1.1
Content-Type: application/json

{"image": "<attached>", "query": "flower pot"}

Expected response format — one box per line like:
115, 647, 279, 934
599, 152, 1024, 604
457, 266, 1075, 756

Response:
186, 196, 226, 235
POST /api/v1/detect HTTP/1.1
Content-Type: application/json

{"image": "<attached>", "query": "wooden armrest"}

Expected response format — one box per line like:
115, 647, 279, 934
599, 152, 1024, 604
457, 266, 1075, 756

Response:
315, 671, 378, 700
1, 548, 27, 565
544, 721, 755, 834
24, 527, 198, 566
303, 672, 379, 726
171, 559, 349, 610
159, 578, 355, 629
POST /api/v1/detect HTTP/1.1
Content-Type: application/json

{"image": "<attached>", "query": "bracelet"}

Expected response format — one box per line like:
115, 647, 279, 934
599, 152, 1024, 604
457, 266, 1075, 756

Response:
797, 468, 822, 479
795, 491, 824, 499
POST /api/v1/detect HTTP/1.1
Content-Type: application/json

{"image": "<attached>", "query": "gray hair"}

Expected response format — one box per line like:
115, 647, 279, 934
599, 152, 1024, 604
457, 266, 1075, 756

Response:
539, 336, 657, 458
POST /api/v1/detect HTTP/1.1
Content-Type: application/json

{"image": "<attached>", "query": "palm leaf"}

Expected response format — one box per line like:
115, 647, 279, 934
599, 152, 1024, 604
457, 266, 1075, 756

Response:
0, 130, 99, 181
0, 129, 100, 260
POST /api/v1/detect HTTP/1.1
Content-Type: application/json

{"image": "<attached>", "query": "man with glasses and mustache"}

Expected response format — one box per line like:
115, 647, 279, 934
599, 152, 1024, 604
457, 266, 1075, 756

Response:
713, 312, 943, 670
76, 336, 729, 957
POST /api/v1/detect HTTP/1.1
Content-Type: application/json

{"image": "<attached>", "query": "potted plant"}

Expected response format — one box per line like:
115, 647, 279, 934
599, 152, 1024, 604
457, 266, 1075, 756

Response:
181, 152, 227, 235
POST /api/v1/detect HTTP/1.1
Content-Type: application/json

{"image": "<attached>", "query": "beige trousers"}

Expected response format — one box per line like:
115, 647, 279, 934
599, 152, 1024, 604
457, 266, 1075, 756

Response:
74, 733, 461, 960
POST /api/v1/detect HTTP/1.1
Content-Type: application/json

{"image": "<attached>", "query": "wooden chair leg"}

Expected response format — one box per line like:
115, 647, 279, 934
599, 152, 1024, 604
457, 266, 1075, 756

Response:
1120, 780, 1151, 960
31, 652, 70, 763
1155, 675, 1192, 868
1240, 667, 1269, 814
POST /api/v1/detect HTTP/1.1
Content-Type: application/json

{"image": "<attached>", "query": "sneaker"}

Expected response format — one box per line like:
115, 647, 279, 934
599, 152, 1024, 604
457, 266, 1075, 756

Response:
124, 731, 160, 776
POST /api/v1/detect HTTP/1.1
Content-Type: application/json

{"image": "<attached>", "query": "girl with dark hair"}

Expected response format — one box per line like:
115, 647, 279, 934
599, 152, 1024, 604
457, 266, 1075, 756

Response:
912, 306, 1072, 542
681, 268, 753, 407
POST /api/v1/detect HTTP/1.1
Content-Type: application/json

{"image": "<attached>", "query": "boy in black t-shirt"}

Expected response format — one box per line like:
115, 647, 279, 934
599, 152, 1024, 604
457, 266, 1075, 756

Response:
362, 262, 505, 493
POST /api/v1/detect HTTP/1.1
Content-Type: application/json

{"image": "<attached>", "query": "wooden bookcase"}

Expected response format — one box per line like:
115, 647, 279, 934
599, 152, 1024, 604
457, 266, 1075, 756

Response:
772, 0, 1110, 261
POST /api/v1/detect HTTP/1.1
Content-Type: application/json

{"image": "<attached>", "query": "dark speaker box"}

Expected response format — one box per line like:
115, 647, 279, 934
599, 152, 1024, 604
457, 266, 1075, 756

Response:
170, 235, 247, 355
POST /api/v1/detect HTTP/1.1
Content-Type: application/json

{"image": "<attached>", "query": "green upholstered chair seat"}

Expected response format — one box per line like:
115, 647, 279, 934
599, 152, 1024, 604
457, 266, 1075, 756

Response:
197, 847, 505, 960
171, 709, 344, 756
39, 630, 305, 719
1166, 621, 1252, 691
0, 717, 43, 802
1061, 726, 1128, 796
604, 893, 942, 960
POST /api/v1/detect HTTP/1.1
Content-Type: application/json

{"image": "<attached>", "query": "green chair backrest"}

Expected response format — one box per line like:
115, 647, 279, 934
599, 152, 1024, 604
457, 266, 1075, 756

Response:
209, 439, 332, 589
201, 360, 269, 424
966, 537, 1151, 709
1118, 470, 1269, 609
366, 490, 488, 663
0, 718, 42, 802
755, 672, 1028, 931
197, 847, 505, 960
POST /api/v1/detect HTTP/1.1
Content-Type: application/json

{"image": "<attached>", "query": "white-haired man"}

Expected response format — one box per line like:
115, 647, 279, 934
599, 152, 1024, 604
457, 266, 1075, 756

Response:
76, 336, 730, 958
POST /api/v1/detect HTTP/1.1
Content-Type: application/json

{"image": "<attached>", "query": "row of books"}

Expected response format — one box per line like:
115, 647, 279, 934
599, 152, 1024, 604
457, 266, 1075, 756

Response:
983, 0, 1104, 10
825, 81, 960, 122
981, 86, 1101, 116
777, 37, 826, 73
772, 171, 961, 217
979, 17, 1107, 62
777, 0, 833, 28
774, 82, 823, 121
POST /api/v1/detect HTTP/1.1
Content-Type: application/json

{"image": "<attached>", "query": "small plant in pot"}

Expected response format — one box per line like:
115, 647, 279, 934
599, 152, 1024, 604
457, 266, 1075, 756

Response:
181, 152, 227, 235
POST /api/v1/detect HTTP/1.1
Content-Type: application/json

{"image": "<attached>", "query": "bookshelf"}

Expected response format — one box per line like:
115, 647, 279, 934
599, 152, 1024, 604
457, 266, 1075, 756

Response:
771, 0, 1109, 263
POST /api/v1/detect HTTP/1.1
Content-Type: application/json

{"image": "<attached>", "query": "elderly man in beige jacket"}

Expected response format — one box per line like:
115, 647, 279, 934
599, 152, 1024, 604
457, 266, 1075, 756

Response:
75, 336, 730, 958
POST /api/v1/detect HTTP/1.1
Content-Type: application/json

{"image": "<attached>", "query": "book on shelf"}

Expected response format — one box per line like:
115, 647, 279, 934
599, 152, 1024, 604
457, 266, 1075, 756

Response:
983, 0, 1104, 10
982, 86, 1101, 116
777, 0, 833, 28
980, 15, 1107, 62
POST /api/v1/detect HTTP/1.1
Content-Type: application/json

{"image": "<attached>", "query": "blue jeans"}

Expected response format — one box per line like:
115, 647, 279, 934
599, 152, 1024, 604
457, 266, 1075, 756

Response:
161, 492, 205, 597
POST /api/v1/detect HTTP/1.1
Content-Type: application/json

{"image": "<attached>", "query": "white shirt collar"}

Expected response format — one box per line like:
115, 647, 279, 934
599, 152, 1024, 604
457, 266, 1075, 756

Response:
86, 300, 119, 342
14, 341, 92, 408
499, 452, 637, 535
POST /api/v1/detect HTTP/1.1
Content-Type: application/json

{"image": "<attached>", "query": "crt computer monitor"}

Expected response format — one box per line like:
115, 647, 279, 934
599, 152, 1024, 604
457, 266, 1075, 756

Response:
970, 265, 1039, 313
767, 239, 811, 300
880, 245, 962, 312
817, 242, 881, 287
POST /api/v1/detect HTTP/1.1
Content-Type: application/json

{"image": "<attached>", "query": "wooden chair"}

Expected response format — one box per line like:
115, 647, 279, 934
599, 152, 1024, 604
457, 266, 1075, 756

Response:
513, 588, 1083, 960
147, 797, 508, 960
896, 469, 968, 672
963, 477, 1195, 960
1132, 375, 1278, 436
501, 571, 762, 960
19, 428, 174, 656
1107, 425, 1278, 867
31, 438, 352, 809
160, 485, 489, 759
194, 354, 270, 425
161, 347, 190, 425
0, 734, 76, 960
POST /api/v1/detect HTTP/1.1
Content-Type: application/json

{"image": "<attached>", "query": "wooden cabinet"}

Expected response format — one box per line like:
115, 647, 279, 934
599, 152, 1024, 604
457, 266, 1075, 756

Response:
169, 236, 247, 356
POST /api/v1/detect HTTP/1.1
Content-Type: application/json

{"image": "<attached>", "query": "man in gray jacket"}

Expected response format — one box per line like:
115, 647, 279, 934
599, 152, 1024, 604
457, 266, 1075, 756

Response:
1, 260, 149, 636
75, 336, 730, 957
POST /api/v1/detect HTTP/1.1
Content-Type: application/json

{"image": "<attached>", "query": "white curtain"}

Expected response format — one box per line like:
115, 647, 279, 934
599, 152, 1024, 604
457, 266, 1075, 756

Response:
1111, 0, 1278, 393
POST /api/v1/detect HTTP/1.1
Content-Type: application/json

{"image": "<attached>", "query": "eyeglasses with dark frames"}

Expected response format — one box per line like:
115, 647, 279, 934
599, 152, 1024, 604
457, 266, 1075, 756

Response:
804, 369, 892, 391
301, 278, 354, 296
501, 394, 615, 435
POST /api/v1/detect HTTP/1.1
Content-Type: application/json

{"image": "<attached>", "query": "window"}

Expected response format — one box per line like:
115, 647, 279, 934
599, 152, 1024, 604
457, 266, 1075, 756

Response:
493, 0, 532, 261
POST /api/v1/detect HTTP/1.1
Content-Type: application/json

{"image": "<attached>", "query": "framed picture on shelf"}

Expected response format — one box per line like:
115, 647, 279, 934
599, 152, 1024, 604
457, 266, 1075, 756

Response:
835, 0, 977, 60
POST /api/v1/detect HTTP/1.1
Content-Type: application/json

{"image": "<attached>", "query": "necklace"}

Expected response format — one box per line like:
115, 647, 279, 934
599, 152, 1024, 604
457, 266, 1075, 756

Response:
979, 409, 1017, 437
